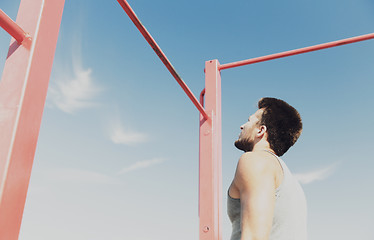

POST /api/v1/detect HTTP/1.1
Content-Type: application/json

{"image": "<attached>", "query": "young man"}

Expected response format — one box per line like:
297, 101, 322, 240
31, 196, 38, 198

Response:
227, 97, 307, 240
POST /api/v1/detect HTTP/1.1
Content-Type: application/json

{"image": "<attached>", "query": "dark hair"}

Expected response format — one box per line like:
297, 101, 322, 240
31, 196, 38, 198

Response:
258, 97, 302, 156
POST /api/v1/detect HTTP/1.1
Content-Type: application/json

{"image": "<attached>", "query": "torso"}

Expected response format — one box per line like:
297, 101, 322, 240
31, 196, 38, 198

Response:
227, 150, 308, 240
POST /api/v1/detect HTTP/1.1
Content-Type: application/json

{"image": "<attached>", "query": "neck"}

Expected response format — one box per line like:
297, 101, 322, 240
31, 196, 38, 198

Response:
252, 139, 274, 154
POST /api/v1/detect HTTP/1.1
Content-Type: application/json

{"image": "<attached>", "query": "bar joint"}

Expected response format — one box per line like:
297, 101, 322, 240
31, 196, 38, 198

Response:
0, 9, 32, 46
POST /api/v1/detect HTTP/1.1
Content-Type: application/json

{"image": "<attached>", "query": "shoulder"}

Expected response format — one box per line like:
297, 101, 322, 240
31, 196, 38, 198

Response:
237, 151, 278, 174
234, 152, 278, 187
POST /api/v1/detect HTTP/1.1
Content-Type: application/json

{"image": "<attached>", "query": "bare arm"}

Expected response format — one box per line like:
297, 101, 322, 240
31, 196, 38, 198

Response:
234, 152, 277, 240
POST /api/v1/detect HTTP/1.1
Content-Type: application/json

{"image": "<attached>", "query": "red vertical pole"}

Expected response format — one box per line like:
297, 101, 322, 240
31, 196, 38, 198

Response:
0, 0, 65, 239
199, 60, 222, 240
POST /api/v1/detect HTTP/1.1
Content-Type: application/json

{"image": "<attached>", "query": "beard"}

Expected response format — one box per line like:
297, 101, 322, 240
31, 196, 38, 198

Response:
234, 138, 254, 152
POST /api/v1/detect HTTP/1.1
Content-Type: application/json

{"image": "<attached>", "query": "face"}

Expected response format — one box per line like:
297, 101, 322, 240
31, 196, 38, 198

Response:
234, 109, 264, 152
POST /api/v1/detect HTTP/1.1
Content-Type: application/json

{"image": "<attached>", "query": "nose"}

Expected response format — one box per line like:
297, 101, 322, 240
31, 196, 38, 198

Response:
240, 125, 244, 130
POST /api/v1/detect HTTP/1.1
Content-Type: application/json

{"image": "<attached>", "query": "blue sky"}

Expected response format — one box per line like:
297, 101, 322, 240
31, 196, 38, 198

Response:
1, 0, 374, 239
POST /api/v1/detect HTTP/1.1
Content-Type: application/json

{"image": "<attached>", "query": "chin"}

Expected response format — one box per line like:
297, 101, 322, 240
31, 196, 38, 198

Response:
234, 139, 253, 152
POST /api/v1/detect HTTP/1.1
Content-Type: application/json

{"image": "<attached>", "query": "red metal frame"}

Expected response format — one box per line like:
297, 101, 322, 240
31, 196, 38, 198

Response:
0, 9, 31, 46
199, 60, 222, 240
116, 0, 209, 120
0, 0, 65, 239
219, 32, 374, 70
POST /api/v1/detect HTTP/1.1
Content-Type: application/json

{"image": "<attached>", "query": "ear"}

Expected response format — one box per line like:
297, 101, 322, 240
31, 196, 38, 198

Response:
256, 125, 267, 138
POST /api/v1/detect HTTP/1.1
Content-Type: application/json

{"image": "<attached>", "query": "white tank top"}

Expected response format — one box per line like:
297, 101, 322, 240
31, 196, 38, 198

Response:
227, 151, 307, 240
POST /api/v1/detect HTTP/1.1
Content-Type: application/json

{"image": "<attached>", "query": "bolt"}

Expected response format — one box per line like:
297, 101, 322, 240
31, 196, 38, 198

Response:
203, 226, 210, 233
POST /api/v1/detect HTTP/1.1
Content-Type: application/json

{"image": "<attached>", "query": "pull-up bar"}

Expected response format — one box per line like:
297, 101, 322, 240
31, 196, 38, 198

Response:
116, 0, 209, 120
219, 32, 374, 70
0, 9, 31, 45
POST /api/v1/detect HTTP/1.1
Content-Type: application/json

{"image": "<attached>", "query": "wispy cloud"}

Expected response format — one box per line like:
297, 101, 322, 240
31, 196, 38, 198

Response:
294, 163, 339, 184
108, 116, 148, 145
46, 167, 120, 185
48, 40, 101, 114
117, 158, 166, 175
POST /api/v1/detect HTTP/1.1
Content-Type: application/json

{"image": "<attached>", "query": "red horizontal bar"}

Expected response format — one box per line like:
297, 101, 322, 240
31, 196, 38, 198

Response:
0, 9, 30, 45
116, 0, 209, 120
219, 32, 374, 70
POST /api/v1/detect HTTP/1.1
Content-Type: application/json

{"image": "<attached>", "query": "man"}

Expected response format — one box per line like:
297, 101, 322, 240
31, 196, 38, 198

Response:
227, 97, 307, 240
